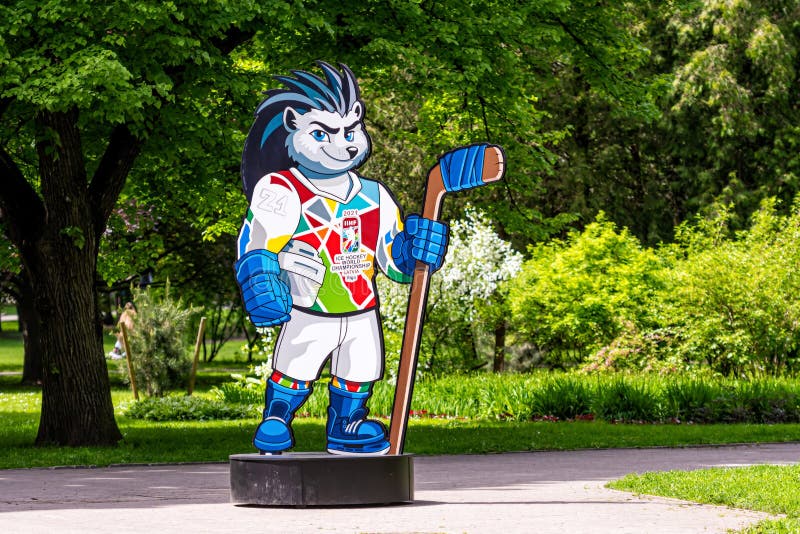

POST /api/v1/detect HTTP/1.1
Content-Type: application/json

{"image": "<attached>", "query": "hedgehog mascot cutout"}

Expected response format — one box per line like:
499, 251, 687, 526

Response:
236, 62, 495, 455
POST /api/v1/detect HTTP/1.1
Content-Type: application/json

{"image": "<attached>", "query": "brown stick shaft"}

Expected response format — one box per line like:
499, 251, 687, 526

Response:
388, 145, 505, 454
187, 317, 207, 396
120, 322, 138, 401
389, 166, 445, 455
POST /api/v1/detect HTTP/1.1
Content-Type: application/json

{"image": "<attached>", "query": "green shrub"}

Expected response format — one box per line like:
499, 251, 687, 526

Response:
414, 374, 500, 419
211, 369, 800, 425
506, 197, 800, 376
212, 381, 264, 405
530, 375, 593, 420
665, 199, 800, 375
210, 367, 268, 405
663, 379, 726, 423
592, 377, 664, 422
127, 285, 199, 397
123, 395, 257, 421
733, 380, 800, 424
509, 214, 670, 368
652, 377, 800, 424
582, 325, 684, 374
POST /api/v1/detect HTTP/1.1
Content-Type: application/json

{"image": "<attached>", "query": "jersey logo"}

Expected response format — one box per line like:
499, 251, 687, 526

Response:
341, 210, 361, 253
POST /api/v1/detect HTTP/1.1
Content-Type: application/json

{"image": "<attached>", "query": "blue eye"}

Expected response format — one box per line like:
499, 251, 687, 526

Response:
345, 131, 355, 142
311, 130, 328, 142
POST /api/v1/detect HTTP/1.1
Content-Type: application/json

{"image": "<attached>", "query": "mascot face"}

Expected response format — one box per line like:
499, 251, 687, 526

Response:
284, 102, 370, 176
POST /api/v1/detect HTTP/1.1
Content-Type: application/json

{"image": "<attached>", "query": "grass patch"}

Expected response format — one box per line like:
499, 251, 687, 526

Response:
609, 465, 800, 533
0, 331, 24, 372
3, 383, 800, 469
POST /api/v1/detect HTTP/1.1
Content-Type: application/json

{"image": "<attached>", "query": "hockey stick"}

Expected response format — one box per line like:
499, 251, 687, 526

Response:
388, 144, 506, 455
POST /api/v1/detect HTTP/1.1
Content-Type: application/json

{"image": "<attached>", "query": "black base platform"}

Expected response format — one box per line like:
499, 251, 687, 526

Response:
229, 452, 414, 506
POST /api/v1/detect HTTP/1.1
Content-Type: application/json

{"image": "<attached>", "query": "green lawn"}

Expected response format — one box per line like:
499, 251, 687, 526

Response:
0, 328, 121, 372
0, 329, 23, 372
0, 325, 257, 381
610, 465, 800, 533
3, 380, 800, 469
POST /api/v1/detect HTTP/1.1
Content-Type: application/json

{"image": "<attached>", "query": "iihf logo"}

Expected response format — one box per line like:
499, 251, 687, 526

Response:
341, 209, 361, 253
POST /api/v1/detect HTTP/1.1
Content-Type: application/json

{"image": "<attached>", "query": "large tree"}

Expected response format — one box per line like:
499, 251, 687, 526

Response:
0, 0, 308, 445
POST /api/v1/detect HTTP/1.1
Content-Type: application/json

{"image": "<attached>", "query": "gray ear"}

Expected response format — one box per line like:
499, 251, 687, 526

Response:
283, 107, 299, 131
350, 101, 363, 120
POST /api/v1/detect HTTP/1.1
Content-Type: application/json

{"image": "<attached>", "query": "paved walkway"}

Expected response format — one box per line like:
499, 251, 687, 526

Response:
1, 443, 798, 533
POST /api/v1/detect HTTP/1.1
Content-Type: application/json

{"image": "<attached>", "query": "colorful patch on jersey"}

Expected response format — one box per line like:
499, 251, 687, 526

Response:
274, 170, 383, 314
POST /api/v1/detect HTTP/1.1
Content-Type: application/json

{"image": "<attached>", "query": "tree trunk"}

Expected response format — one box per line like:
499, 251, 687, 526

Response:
492, 320, 506, 373
18, 272, 44, 385
30, 244, 121, 445
28, 110, 122, 446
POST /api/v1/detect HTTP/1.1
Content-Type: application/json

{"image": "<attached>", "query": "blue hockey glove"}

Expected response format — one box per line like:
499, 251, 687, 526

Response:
234, 250, 292, 327
392, 214, 449, 276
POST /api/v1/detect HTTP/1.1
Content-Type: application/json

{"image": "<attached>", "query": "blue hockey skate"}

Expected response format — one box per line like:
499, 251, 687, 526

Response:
326, 384, 390, 455
253, 381, 311, 454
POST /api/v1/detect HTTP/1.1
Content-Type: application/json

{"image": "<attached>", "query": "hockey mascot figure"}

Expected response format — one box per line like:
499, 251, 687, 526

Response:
236, 62, 450, 455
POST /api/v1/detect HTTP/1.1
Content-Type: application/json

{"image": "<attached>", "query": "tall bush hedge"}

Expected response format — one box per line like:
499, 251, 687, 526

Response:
509, 214, 669, 367
508, 199, 800, 376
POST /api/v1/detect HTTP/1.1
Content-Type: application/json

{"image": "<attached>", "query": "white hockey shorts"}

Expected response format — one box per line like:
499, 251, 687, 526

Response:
272, 307, 384, 382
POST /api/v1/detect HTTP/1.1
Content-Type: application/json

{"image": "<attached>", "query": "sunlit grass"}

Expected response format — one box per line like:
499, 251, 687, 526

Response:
0, 330, 24, 372
610, 465, 800, 533
3, 384, 800, 469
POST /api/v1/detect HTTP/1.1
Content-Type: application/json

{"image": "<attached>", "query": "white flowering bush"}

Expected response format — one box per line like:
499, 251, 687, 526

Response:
378, 208, 523, 374
437, 208, 523, 317
243, 326, 278, 365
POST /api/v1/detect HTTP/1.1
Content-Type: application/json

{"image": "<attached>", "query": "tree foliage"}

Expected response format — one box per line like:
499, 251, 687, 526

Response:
0, 0, 313, 445
666, 0, 800, 219
535, 0, 800, 245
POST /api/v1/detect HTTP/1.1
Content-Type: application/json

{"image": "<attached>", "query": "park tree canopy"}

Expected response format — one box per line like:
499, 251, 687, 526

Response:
0, 0, 313, 445
0, 0, 653, 446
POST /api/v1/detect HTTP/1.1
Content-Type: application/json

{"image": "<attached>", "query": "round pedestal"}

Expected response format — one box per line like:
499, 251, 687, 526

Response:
229, 452, 414, 507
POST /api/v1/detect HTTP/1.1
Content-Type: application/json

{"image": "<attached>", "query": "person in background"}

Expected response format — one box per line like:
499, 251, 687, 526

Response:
109, 302, 136, 359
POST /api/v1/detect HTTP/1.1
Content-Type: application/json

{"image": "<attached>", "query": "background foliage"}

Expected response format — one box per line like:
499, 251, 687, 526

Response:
126, 285, 199, 396
504, 197, 800, 377
3, 1, 800, 448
